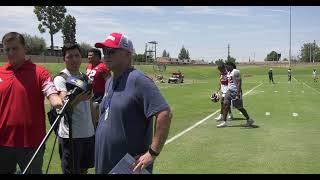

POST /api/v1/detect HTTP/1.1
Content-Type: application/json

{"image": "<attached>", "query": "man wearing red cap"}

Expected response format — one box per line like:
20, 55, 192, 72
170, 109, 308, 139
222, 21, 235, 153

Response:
94, 32, 172, 174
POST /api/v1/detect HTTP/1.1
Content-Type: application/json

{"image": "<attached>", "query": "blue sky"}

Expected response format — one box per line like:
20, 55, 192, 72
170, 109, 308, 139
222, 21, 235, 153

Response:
0, 6, 319, 62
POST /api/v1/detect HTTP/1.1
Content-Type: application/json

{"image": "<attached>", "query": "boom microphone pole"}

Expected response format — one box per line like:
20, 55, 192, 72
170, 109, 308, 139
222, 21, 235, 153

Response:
22, 76, 92, 174
22, 97, 71, 174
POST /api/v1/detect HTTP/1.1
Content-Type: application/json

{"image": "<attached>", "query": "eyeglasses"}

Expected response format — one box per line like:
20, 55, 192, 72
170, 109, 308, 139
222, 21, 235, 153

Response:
102, 48, 118, 57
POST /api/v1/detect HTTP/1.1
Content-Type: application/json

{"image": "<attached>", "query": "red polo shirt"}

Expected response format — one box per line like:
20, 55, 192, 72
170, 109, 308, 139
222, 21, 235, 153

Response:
86, 62, 110, 94
0, 60, 51, 148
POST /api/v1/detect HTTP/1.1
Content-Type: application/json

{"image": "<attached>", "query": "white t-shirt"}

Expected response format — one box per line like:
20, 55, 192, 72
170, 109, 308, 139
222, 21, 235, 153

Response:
220, 85, 228, 94
313, 71, 316, 77
53, 68, 95, 138
227, 69, 241, 92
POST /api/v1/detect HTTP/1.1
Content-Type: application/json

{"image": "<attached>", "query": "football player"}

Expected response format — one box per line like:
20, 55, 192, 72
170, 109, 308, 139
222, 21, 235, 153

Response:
214, 63, 233, 121
217, 62, 254, 128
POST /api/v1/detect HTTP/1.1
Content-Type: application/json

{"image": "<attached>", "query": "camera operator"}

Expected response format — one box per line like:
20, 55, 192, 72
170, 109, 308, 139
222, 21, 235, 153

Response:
53, 43, 97, 174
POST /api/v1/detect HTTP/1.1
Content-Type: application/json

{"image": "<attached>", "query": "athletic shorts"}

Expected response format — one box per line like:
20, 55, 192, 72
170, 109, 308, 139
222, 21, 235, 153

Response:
224, 90, 243, 109
58, 136, 95, 174
220, 85, 228, 97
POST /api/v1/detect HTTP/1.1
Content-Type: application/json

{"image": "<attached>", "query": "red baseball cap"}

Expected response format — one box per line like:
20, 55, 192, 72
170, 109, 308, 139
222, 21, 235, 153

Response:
95, 32, 134, 53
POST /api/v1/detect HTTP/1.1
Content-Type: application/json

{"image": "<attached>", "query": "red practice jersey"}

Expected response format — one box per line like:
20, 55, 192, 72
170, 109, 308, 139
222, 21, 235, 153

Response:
86, 62, 110, 94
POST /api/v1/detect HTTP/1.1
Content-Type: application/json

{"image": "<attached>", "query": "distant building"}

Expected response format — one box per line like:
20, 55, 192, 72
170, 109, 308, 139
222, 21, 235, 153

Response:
156, 57, 208, 65
156, 57, 171, 64
191, 59, 208, 64
44, 46, 63, 56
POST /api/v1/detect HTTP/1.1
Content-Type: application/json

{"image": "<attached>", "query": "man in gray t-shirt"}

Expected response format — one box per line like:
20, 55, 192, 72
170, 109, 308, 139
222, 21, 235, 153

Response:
94, 32, 172, 174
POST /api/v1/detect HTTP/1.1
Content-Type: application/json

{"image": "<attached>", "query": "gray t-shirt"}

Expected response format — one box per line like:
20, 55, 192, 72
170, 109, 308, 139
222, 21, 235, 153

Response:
227, 69, 241, 92
53, 68, 95, 138
95, 67, 169, 174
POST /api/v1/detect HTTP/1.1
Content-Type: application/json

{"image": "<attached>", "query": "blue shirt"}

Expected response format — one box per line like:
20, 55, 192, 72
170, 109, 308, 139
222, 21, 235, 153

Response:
95, 67, 169, 174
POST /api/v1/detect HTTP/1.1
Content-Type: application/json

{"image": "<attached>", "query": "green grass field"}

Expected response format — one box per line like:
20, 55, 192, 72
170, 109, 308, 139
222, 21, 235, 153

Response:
1, 61, 320, 174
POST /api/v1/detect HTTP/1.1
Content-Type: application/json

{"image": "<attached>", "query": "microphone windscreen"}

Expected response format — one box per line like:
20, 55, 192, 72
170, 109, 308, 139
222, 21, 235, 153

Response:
66, 76, 88, 91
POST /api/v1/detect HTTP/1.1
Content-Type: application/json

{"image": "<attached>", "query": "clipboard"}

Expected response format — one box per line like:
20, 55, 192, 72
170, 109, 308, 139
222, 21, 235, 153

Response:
109, 153, 151, 174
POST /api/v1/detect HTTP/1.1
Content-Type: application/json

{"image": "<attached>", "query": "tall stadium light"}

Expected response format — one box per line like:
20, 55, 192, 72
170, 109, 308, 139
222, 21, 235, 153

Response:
313, 40, 316, 63
146, 41, 158, 63
289, 6, 292, 67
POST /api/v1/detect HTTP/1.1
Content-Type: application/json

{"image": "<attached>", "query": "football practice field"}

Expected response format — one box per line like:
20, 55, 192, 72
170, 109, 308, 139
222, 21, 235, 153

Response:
2, 62, 320, 174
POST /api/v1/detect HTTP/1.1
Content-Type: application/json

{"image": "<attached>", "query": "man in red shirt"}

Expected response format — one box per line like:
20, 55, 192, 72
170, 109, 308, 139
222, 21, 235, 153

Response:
86, 48, 110, 104
86, 48, 110, 128
0, 32, 63, 174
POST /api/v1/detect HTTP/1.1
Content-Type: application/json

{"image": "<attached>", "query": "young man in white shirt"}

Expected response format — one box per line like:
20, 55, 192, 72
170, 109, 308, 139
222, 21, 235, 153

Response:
217, 62, 254, 128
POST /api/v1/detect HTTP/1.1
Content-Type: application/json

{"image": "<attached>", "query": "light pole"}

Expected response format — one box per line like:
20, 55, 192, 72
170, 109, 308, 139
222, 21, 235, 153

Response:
289, 6, 292, 67
146, 41, 158, 64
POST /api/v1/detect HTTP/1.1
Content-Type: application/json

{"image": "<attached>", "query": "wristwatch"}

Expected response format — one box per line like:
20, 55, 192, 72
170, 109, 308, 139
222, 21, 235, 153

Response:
148, 147, 160, 157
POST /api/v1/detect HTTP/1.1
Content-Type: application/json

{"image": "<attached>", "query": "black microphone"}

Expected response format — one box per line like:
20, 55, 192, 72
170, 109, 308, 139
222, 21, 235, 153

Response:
66, 76, 92, 100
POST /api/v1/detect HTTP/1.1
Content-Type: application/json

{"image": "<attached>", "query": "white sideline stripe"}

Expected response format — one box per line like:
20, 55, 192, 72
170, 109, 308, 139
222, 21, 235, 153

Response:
274, 90, 278, 93
288, 91, 291, 93
265, 112, 270, 116
165, 82, 263, 145
293, 77, 299, 82
303, 83, 320, 95
164, 109, 220, 145
294, 77, 320, 94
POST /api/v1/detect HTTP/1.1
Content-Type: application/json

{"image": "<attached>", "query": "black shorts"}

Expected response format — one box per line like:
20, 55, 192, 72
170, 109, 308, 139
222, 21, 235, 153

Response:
58, 136, 95, 174
92, 92, 104, 104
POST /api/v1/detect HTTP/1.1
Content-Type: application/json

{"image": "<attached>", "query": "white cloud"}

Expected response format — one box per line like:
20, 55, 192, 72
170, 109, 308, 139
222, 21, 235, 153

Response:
178, 6, 250, 17
0, 6, 34, 18
270, 9, 290, 14
135, 27, 168, 35
207, 25, 225, 30
167, 21, 189, 31
68, 6, 162, 15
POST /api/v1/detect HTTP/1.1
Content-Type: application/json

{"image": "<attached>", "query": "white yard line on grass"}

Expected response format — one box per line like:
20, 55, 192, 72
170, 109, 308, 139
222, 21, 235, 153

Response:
302, 83, 320, 95
294, 77, 320, 95
165, 82, 263, 145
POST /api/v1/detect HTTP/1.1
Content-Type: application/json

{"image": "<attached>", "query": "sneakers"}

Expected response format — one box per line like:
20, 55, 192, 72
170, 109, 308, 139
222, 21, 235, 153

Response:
245, 118, 255, 126
217, 121, 228, 128
215, 114, 222, 121
215, 114, 233, 121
